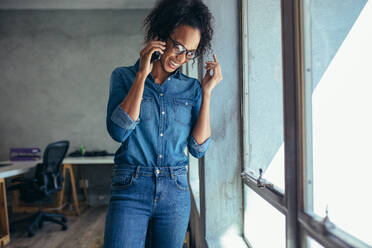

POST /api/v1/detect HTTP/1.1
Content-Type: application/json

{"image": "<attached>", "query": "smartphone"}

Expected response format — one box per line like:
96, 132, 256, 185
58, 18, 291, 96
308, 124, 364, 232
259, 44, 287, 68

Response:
150, 51, 161, 63
150, 37, 165, 63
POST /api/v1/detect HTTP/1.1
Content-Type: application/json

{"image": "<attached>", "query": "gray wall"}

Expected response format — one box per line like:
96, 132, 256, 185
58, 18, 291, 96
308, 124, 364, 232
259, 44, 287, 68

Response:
0, 9, 149, 205
188, 0, 244, 247
0, 9, 148, 160
0, 0, 157, 9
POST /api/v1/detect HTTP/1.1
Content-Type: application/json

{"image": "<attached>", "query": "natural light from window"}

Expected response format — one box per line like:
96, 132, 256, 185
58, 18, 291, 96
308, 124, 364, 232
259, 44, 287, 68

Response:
311, 1, 372, 245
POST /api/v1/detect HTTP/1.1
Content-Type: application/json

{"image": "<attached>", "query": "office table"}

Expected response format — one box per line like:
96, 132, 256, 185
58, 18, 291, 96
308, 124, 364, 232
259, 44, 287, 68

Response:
61, 156, 114, 215
0, 156, 114, 247
0, 160, 37, 247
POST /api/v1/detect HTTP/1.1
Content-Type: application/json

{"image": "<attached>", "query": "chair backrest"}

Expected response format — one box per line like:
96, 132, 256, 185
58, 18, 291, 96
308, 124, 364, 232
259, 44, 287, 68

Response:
38, 140, 69, 195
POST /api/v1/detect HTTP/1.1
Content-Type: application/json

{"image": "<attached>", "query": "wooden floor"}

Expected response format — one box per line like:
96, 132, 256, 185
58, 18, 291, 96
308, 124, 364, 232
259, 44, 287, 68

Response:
6, 205, 107, 248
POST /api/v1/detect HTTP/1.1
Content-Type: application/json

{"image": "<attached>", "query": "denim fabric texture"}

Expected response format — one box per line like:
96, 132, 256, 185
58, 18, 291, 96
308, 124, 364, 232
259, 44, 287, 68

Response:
104, 59, 211, 247
106, 59, 211, 167
103, 165, 190, 248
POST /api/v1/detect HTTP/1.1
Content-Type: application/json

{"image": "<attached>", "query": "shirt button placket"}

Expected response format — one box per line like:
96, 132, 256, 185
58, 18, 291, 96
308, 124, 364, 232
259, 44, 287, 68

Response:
158, 92, 165, 166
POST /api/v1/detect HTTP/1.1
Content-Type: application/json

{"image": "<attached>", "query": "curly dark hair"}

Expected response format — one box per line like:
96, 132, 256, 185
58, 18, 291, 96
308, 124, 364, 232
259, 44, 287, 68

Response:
144, 0, 214, 59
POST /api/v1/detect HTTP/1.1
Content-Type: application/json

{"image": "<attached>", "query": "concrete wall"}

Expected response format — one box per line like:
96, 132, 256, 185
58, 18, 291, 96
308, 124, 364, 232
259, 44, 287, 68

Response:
0, 9, 148, 159
0, 9, 149, 205
0, 0, 157, 9
188, 0, 245, 247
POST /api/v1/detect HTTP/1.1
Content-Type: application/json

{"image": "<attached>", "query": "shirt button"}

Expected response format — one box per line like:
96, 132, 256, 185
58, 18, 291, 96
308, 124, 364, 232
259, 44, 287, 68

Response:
159, 154, 163, 158
161, 111, 165, 115
185, 101, 188, 106
160, 133, 163, 137
160, 93, 164, 96
156, 169, 160, 175
168, 78, 171, 81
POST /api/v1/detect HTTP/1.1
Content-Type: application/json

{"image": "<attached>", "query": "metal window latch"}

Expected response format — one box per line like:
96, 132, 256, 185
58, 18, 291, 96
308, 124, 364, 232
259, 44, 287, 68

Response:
320, 206, 335, 234
257, 168, 264, 188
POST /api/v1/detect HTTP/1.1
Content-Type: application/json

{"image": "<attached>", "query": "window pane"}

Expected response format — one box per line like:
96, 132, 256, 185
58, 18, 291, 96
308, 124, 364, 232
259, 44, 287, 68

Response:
244, 186, 285, 248
304, 0, 372, 245
244, 0, 284, 190
306, 236, 325, 248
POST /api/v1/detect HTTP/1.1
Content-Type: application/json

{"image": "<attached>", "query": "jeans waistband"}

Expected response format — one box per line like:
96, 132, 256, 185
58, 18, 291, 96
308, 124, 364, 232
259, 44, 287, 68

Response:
113, 164, 188, 178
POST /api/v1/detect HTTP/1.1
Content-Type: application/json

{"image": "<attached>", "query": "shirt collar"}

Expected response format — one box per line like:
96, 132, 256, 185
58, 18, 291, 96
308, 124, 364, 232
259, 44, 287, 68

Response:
132, 58, 181, 79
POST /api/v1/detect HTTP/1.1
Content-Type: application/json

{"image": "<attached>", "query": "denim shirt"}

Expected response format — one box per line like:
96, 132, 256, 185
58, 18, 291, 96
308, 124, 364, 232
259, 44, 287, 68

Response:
106, 59, 211, 167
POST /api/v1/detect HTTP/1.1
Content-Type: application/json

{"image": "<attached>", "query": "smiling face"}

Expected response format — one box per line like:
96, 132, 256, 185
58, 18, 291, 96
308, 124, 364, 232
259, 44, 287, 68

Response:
159, 25, 201, 73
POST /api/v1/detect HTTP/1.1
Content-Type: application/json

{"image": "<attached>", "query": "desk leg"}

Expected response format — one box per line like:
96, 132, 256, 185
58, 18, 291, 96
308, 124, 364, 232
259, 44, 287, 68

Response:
0, 178, 10, 247
57, 165, 68, 209
64, 164, 80, 215
79, 167, 88, 201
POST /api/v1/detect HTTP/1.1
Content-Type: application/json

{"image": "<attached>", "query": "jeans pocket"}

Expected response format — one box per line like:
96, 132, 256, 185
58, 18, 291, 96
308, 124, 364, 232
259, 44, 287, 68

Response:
111, 172, 134, 190
172, 174, 189, 191
173, 98, 193, 126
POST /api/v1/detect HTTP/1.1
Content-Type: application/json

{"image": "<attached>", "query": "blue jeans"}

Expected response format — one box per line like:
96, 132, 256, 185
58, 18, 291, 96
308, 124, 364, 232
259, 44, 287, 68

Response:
103, 164, 191, 248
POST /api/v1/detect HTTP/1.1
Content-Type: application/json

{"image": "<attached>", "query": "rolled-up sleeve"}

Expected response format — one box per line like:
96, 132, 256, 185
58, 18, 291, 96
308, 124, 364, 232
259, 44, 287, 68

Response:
106, 68, 139, 143
188, 134, 211, 158
111, 105, 139, 130
187, 81, 211, 158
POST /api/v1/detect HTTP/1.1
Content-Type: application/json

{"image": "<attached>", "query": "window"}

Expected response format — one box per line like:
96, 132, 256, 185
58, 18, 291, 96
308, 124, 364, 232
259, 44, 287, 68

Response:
242, 0, 286, 245
241, 0, 372, 247
307, 236, 325, 248
304, 0, 372, 245
244, 186, 285, 248
242, 0, 285, 190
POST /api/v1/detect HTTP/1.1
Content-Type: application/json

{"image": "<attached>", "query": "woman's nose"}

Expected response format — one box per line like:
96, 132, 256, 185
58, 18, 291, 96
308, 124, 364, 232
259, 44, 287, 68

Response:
175, 53, 187, 63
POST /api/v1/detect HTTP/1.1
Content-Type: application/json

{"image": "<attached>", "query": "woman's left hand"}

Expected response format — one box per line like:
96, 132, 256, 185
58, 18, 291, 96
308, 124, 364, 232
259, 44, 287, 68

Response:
201, 54, 223, 95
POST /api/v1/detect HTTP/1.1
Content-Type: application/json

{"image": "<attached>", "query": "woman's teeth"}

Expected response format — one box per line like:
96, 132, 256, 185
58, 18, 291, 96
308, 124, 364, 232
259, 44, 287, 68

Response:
170, 60, 179, 67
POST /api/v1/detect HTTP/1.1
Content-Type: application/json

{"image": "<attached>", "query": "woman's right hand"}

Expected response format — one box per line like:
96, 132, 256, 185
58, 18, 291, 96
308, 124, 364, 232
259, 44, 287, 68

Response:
138, 37, 166, 76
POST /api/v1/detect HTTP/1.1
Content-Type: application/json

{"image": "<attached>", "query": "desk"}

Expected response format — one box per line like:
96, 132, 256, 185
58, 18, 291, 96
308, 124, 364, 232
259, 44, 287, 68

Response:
0, 160, 37, 247
61, 156, 114, 215
0, 156, 114, 246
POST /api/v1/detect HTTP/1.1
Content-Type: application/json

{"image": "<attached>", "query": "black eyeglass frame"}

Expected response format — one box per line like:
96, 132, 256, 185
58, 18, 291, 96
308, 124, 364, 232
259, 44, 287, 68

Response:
168, 36, 198, 60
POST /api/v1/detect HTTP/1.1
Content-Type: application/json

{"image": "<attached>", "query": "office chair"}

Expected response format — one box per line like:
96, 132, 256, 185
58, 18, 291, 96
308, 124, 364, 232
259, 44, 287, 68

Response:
8, 140, 69, 237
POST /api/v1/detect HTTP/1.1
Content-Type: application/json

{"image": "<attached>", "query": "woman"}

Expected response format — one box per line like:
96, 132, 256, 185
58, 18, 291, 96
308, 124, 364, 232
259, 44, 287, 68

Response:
103, 0, 222, 247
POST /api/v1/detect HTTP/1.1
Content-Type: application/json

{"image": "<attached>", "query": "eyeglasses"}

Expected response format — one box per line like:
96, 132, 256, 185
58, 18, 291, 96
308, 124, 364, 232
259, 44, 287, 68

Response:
168, 36, 197, 60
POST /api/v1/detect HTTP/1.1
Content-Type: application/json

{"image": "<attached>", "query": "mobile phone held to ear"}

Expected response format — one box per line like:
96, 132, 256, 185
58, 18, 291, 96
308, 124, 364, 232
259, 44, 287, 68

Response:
150, 51, 161, 63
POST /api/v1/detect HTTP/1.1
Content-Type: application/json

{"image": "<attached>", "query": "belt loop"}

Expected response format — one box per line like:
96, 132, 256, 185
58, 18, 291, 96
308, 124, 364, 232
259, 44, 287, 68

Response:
169, 167, 175, 180
134, 166, 141, 178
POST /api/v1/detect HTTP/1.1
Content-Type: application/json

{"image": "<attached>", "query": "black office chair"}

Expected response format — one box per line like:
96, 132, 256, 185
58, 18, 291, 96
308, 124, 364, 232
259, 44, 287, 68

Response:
8, 140, 70, 237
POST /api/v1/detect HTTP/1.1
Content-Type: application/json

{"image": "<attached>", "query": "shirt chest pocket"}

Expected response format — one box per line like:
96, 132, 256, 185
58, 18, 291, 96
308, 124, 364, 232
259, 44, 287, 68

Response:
173, 98, 194, 126
140, 97, 153, 122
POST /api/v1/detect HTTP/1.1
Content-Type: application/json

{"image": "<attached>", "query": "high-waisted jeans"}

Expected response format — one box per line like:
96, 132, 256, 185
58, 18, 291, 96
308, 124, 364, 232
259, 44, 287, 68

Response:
103, 164, 191, 248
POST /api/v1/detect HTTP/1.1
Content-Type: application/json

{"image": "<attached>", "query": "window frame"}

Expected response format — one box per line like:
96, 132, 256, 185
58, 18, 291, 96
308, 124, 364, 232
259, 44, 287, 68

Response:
241, 0, 372, 248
